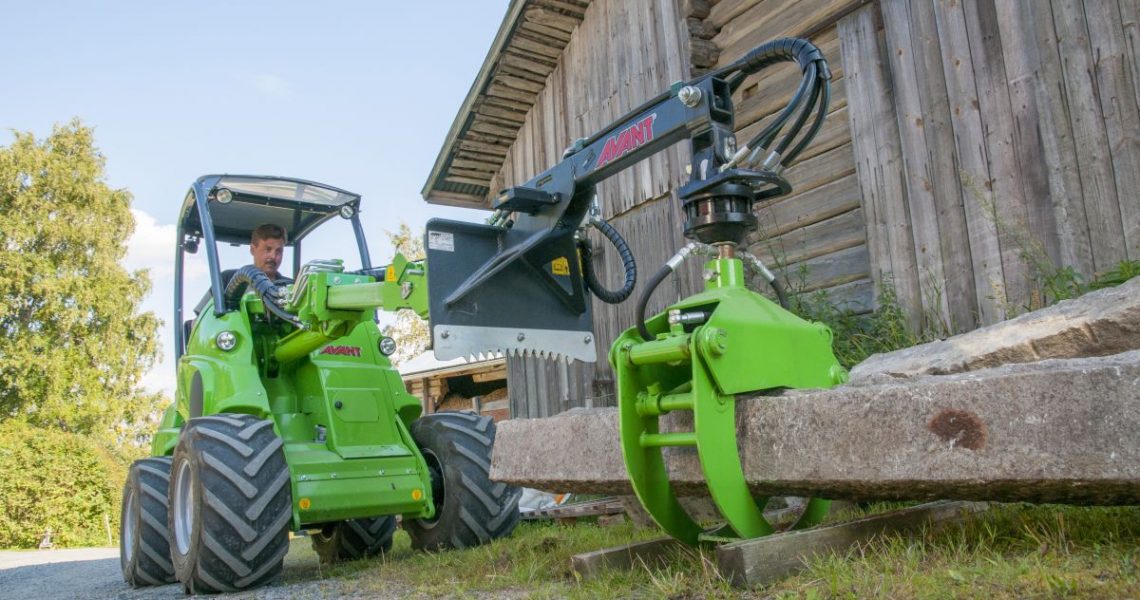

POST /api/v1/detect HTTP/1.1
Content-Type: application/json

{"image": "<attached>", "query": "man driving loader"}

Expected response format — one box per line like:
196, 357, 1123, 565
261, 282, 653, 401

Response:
249, 223, 291, 283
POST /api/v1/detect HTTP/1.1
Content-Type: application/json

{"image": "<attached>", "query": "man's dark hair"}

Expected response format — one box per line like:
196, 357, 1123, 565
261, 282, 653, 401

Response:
251, 223, 288, 246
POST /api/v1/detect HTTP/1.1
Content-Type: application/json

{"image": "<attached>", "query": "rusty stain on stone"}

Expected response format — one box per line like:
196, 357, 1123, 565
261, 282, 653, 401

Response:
929, 409, 988, 450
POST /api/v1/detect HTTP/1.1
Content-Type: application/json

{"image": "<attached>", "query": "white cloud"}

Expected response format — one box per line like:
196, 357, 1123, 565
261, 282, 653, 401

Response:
253, 73, 291, 97
125, 208, 176, 277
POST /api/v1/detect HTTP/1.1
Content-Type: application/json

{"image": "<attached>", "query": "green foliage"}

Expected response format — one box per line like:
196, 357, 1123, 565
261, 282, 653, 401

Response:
791, 280, 922, 369
0, 420, 130, 548
0, 121, 162, 444
380, 223, 429, 366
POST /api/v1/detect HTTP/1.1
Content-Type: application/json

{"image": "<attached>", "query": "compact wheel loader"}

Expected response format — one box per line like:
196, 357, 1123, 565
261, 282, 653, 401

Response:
120, 175, 520, 593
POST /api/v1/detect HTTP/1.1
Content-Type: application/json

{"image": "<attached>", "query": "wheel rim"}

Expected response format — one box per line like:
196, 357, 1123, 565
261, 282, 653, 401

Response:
122, 487, 136, 564
173, 460, 194, 555
419, 449, 445, 528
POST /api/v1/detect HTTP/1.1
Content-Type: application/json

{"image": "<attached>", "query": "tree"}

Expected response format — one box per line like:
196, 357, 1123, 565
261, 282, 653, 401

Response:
380, 223, 430, 366
0, 121, 162, 443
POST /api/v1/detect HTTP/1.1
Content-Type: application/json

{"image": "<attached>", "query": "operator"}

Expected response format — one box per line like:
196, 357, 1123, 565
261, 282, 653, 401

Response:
249, 223, 292, 283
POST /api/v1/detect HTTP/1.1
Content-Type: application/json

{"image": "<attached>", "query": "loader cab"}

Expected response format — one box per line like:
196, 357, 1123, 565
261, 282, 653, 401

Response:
174, 174, 372, 359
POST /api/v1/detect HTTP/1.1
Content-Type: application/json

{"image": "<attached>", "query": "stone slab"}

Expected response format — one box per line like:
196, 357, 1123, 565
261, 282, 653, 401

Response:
849, 276, 1140, 383
490, 351, 1140, 503
717, 501, 988, 587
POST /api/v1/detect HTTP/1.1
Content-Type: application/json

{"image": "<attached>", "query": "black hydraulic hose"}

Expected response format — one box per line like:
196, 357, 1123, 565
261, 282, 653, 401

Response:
774, 77, 821, 156
579, 217, 637, 304
747, 62, 817, 151
784, 79, 831, 165
636, 264, 673, 341
224, 265, 304, 327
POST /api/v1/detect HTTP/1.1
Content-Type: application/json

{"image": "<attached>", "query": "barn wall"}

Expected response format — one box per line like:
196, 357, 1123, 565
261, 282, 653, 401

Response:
495, 0, 694, 414
840, 0, 1140, 331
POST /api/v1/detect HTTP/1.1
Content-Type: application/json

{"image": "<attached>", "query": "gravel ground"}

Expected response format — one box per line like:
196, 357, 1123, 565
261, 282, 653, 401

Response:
0, 540, 414, 600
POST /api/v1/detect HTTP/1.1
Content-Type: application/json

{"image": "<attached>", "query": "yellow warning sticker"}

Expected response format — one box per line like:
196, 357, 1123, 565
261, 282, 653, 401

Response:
551, 257, 570, 276
385, 265, 397, 282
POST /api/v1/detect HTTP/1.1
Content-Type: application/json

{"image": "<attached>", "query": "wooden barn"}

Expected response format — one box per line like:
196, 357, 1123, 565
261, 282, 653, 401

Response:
422, 0, 1140, 416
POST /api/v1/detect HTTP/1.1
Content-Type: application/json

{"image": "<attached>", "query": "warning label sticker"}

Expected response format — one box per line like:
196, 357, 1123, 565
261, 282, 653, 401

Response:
427, 231, 454, 252
550, 256, 570, 276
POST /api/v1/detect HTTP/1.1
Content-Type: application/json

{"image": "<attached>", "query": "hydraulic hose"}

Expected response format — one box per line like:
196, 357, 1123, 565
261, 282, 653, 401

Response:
636, 265, 673, 342
224, 265, 305, 328
579, 217, 637, 304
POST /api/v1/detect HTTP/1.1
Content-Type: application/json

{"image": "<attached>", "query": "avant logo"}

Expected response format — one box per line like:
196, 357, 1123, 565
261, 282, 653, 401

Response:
595, 113, 657, 169
320, 345, 361, 357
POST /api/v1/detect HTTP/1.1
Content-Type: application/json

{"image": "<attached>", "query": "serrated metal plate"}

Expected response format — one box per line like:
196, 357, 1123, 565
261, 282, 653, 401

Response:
432, 325, 597, 363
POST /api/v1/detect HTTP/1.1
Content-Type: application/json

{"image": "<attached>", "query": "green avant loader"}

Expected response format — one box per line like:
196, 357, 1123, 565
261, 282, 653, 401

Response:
120, 175, 520, 593
123, 34, 848, 594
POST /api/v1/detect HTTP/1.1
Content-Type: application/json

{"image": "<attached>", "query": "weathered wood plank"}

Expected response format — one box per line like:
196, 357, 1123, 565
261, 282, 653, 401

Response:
524, 6, 583, 33
1085, 0, 1140, 261
780, 141, 856, 197
571, 537, 686, 579
932, 0, 1007, 325
992, 1, 1064, 276
839, 5, 922, 329
520, 20, 575, 44
880, 0, 952, 329
757, 172, 861, 238
754, 207, 865, 266
1051, 0, 1127, 272
896, 0, 978, 332
717, 0, 868, 66
779, 243, 870, 293
963, 0, 1034, 313
718, 502, 988, 587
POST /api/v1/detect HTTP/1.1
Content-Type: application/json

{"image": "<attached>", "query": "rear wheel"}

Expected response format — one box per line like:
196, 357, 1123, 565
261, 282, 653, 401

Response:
120, 457, 176, 587
403, 411, 521, 551
311, 516, 397, 564
169, 414, 292, 594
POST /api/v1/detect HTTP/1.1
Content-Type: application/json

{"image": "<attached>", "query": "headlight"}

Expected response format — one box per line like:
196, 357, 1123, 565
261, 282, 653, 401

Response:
378, 336, 397, 356
339, 204, 356, 219
213, 188, 234, 204
216, 331, 238, 351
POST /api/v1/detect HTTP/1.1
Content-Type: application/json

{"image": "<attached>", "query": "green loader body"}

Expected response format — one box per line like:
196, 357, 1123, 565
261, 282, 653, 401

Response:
120, 175, 520, 595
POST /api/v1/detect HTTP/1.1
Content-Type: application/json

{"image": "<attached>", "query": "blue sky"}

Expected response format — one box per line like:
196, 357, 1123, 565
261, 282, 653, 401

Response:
0, 1, 509, 394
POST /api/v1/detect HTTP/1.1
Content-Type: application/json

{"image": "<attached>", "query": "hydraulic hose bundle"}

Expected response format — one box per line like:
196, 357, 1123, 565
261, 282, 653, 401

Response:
224, 265, 306, 328
635, 38, 829, 341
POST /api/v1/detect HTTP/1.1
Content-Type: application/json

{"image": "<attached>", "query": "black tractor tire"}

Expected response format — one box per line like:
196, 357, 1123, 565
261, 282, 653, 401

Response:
403, 411, 521, 551
120, 456, 176, 587
168, 414, 292, 594
311, 516, 397, 564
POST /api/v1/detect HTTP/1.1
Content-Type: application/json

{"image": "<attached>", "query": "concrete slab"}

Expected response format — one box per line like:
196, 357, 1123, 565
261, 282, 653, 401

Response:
490, 351, 1140, 503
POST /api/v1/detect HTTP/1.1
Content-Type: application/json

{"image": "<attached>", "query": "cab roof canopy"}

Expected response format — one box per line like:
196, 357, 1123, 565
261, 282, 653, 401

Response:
179, 174, 361, 246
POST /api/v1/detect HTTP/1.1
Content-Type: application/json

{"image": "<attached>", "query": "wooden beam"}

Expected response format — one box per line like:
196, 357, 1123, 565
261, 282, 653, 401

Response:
718, 501, 988, 587
570, 538, 686, 579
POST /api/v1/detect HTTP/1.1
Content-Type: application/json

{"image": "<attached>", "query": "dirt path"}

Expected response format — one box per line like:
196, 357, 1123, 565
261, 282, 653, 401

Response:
0, 541, 406, 600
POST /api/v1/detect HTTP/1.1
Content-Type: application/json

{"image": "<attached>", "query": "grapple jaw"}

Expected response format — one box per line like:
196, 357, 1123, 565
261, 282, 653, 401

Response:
424, 218, 597, 363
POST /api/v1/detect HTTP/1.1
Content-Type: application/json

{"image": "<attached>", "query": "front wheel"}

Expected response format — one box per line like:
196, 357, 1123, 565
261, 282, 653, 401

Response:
169, 414, 292, 594
403, 412, 521, 551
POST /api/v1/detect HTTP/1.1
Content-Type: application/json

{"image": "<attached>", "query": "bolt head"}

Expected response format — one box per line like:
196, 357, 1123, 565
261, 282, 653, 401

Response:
440, 330, 450, 339
584, 335, 592, 344
517, 332, 526, 341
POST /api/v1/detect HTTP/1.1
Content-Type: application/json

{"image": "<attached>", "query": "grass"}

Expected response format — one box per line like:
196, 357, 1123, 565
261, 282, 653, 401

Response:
277, 504, 1140, 599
